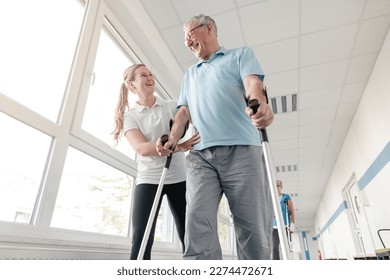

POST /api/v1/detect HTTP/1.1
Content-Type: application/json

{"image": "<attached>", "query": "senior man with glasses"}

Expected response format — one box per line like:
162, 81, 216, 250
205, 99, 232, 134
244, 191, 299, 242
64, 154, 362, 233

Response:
157, 14, 274, 260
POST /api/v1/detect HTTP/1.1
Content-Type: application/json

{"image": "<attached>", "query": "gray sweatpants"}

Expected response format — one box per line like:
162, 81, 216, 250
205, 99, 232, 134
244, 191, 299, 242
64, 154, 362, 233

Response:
183, 145, 273, 260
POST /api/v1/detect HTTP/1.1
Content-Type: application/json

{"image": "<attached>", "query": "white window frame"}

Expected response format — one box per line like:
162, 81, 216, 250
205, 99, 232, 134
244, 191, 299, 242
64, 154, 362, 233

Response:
0, 0, 235, 258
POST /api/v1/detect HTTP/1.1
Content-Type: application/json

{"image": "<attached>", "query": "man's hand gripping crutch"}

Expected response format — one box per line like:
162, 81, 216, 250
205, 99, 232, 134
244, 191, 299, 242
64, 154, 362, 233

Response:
157, 106, 192, 159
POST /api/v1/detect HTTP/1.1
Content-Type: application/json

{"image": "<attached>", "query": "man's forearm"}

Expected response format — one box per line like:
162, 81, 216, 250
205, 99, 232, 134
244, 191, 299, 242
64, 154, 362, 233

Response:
169, 106, 190, 145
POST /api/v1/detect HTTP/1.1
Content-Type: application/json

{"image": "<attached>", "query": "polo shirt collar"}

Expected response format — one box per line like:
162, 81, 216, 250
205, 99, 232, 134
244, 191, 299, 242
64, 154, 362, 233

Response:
133, 96, 162, 112
196, 47, 227, 67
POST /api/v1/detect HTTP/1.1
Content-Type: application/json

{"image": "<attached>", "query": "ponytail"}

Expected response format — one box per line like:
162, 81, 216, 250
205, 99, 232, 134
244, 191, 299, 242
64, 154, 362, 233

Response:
112, 82, 129, 145
111, 64, 145, 145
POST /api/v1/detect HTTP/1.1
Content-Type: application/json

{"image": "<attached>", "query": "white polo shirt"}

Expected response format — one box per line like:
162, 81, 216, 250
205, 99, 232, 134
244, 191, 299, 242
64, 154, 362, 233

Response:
123, 97, 186, 185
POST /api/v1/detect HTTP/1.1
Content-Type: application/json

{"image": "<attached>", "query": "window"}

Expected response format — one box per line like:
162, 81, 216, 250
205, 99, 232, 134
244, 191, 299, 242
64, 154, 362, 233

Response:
0, 0, 234, 257
0, 113, 52, 223
81, 25, 136, 159
218, 195, 235, 252
73, 17, 179, 245
51, 147, 133, 236
0, 0, 85, 122
155, 196, 175, 243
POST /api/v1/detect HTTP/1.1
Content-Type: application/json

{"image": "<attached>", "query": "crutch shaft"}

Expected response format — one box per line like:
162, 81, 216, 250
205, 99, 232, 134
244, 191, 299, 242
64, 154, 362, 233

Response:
137, 135, 172, 260
249, 99, 291, 260
137, 167, 168, 260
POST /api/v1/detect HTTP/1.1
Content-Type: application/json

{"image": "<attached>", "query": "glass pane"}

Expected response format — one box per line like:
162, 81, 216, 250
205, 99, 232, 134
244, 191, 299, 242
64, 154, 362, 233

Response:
0, 0, 85, 121
154, 196, 174, 243
219, 195, 230, 216
218, 196, 233, 251
51, 147, 133, 236
0, 113, 52, 223
218, 221, 229, 250
81, 26, 136, 159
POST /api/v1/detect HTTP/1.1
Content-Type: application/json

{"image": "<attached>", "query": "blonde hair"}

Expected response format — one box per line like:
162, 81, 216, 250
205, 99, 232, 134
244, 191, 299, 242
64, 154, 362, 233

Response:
112, 64, 145, 144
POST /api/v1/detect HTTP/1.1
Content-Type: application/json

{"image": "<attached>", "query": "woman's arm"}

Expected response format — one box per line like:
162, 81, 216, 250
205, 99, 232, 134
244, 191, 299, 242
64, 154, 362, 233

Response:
125, 129, 160, 157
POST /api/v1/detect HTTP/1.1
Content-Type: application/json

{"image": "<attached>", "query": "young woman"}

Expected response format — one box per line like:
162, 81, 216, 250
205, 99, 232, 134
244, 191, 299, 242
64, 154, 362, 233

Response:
112, 64, 200, 259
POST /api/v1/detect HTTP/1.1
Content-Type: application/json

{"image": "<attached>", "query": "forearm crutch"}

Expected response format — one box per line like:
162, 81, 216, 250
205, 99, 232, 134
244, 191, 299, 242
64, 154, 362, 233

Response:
249, 98, 291, 260
285, 198, 293, 256
137, 134, 172, 260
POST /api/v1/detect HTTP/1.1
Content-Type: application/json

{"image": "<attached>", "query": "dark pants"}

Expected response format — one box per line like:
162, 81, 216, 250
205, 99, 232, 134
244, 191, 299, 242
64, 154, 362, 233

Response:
272, 227, 290, 260
129, 182, 186, 260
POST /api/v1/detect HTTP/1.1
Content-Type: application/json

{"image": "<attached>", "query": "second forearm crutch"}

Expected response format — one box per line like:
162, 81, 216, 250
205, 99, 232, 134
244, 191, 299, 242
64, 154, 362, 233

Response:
284, 199, 293, 256
137, 134, 172, 260
249, 98, 291, 260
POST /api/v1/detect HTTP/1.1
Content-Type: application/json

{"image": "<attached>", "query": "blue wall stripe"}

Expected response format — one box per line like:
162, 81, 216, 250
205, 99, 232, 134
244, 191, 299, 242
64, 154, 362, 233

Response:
358, 141, 390, 190
313, 140, 390, 241
319, 201, 348, 237
302, 231, 311, 260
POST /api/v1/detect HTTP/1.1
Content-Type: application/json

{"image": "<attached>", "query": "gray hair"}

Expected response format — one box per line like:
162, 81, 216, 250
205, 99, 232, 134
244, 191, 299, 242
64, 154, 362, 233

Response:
183, 14, 218, 37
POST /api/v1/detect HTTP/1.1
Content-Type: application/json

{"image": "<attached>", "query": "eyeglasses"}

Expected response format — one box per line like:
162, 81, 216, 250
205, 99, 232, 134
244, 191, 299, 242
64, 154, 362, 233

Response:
185, 24, 205, 42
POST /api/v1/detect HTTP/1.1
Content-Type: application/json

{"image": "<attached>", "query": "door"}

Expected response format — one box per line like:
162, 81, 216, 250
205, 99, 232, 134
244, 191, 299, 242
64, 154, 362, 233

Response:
344, 180, 375, 255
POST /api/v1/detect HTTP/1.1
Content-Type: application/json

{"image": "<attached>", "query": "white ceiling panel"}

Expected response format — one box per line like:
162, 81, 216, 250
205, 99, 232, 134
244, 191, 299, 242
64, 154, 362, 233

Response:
340, 81, 366, 104
213, 12, 244, 49
161, 26, 193, 64
300, 60, 349, 91
265, 70, 299, 96
300, 24, 358, 67
171, 0, 236, 22
298, 146, 326, 159
301, 0, 365, 34
268, 126, 299, 140
299, 135, 329, 149
253, 38, 299, 74
271, 112, 298, 129
271, 149, 298, 162
299, 86, 342, 111
345, 53, 378, 82
141, 0, 180, 28
335, 102, 359, 121
239, 0, 300, 46
363, 0, 390, 19
299, 106, 337, 126
299, 122, 333, 138
353, 15, 390, 56
271, 139, 299, 152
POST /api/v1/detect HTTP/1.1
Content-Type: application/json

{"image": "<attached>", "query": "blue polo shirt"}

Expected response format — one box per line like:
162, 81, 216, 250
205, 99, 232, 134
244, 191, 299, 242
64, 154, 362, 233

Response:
178, 47, 264, 150
273, 193, 292, 228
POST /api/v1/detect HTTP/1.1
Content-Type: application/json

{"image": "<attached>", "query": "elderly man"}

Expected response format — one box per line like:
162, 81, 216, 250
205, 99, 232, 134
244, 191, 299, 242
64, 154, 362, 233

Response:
158, 14, 274, 260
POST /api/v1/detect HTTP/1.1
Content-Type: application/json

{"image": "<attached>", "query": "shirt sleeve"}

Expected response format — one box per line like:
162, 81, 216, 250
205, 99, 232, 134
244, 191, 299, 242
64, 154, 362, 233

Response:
177, 72, 189, 108
123, 111, 138, 135
239, 47, 264, 81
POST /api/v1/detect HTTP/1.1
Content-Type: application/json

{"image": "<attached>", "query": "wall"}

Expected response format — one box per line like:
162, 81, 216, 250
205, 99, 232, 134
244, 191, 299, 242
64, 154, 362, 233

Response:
314, 28, 390, 259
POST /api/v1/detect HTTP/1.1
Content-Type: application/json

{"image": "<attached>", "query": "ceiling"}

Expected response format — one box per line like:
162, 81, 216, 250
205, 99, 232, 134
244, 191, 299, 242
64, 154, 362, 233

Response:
109, 0, 390, 231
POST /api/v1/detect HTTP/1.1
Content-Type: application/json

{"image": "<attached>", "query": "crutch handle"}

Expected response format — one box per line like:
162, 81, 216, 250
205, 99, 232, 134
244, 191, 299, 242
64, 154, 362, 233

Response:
248, 99, 260, 114
248, 99, 269, 142
160, 134, 169, 145
160, 134, 173, 169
